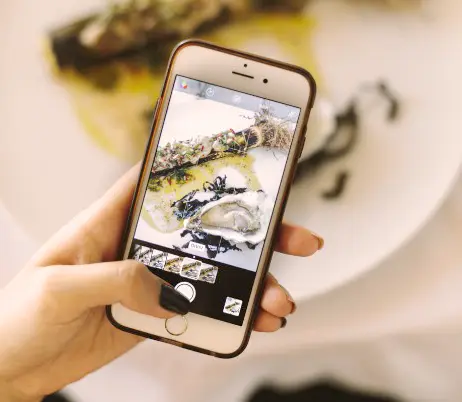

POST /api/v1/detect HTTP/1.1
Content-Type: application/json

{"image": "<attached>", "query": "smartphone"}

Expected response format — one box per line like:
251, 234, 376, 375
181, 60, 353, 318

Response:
107, 40, 316, 358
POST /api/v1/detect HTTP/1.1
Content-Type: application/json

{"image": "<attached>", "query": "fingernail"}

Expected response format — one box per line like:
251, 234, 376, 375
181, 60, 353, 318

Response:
159, 284, 190, 315
311, 231, 325, 250
281, 285, 297, 314
280, 317, 287, 329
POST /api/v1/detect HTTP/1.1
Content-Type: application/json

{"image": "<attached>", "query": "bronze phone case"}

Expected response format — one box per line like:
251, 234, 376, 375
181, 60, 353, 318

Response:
106, 39, 317, 358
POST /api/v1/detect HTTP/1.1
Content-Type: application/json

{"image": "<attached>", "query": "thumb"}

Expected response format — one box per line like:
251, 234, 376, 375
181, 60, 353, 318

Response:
50, 260, 191, 319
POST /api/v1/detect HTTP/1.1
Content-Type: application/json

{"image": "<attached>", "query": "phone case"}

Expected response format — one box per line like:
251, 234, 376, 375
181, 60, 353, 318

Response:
106, 39, 317, 358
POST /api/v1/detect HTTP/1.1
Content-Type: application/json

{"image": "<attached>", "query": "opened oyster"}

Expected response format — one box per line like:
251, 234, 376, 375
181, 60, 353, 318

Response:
184, 191, 273, 245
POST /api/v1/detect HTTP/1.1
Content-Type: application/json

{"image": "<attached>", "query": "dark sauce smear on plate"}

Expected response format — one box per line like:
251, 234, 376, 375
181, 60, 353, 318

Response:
295, 81, 400, 200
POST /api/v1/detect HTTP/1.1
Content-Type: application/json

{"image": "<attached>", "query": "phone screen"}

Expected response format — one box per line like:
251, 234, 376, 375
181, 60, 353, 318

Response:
129, 75, 301, 326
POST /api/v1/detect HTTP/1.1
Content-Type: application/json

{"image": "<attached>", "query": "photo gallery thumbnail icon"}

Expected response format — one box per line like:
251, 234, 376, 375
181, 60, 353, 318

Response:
132, 245, 218, 284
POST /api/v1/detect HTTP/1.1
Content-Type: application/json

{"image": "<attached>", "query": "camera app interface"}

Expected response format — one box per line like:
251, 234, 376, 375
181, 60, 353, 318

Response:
130, 76, 300, 325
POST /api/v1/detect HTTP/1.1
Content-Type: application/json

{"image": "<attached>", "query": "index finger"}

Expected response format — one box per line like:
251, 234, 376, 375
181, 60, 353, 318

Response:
30, 163, 141, 267
274, 223, 324, 257
31, 164, 323, 267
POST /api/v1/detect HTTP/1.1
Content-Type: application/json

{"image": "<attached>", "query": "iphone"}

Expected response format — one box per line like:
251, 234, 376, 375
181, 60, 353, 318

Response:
107, 40, 316, 358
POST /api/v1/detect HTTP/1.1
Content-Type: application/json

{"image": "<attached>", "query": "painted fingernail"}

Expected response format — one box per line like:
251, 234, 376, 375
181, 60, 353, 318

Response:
280, 317, 287, 329
159, 284, 190, 315
311, 231, 325, 250
281, 285, 297, 314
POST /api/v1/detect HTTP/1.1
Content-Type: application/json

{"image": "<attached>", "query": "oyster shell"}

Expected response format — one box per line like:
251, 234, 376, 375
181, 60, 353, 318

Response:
184, 191, 273, 245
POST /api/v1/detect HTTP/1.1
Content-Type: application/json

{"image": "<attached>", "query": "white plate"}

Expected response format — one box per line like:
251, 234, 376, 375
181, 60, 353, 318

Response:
1, 0, 461, 303
273, 0, 462, 299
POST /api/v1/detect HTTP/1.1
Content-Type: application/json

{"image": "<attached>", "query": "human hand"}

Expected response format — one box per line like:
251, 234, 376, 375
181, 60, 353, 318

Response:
0, 165, 323, 402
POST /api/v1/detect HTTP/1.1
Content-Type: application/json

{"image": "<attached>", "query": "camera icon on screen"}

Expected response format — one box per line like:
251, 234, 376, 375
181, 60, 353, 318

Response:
206, 87, 215, 98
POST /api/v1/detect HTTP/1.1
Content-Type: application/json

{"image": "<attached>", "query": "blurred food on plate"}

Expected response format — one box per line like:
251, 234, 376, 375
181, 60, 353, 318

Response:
45, 0, 404, 199
46, 0, 319, 162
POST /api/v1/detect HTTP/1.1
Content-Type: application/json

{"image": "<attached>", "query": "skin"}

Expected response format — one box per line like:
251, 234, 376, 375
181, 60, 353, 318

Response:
0, 165, 323, 402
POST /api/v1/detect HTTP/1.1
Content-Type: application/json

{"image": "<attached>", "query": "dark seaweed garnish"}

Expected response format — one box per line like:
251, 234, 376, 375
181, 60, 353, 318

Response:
171, 176, 246, 220
322, 171, 350, 200
295, 82, 401, 200
295, 102, 358, 180
378, 81, 400, 121
203, 176, 248, 196
171, 175, 259, 257
246, 242, 259, 250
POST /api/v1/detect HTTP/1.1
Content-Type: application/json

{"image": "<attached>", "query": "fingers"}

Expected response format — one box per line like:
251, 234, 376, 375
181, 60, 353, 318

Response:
253, 274, 297, 332
256, 223, 325, 332
260, 274, 296, 318
30, 164, 141, 267
274, 222, 324, 257
253, 310, 286, 332
82, 163, 141, 261
39, 260, 190, 321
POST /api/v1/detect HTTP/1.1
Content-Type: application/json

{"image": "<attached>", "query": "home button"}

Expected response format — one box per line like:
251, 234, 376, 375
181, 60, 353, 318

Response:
165, 315, 188, 336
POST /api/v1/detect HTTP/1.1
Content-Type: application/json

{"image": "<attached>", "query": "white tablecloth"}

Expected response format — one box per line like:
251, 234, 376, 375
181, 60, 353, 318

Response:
1, 170, 462, 402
